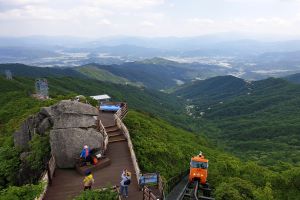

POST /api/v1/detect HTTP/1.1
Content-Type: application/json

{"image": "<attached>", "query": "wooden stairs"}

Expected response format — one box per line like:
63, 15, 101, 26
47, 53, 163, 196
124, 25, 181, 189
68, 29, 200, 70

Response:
107, 125, 127, 143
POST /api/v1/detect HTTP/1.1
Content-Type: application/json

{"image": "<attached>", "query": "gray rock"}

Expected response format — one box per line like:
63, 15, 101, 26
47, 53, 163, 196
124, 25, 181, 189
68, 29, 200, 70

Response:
14, 99, 103, 169
53, 114, 97, 129
52, 100, 98, 116
37, 118, 51, 135
14, 117, 35, 149
40, 107, 55, 118
37, 112, 46, 121
50, 128, 103, 168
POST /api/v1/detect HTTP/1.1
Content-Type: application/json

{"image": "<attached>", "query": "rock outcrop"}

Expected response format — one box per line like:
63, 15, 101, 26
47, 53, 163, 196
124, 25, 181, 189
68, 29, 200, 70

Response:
14, 113, 52, 149
50, 128, 103, 168
14, 100, 106, 169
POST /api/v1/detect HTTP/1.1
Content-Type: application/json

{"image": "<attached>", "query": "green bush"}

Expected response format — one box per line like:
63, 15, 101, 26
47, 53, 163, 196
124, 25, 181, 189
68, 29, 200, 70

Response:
27, 134, 51, 171
0, 144, 20, 189
215, 177, 256, 200
0, 183, 44, 200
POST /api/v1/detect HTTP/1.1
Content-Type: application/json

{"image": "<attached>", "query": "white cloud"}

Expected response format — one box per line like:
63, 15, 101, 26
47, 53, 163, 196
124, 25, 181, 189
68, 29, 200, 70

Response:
98, 19, 112, 25
0, 0, 299, 37
187, 18, 215, 25
141, 21, 155, 27
82, 0, 165, 10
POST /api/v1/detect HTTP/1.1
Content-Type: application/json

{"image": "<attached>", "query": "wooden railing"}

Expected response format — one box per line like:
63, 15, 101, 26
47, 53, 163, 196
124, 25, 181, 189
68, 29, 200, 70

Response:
115, 107, 165, 199
35, 155, 56, 200
141, 173, 165, 200
97, 111, 108, 152
143, 186, 159, 200
115, 103, 128, 120
158, 175, 165, 199
114, 113, 141, 187
115, 104, 167, 200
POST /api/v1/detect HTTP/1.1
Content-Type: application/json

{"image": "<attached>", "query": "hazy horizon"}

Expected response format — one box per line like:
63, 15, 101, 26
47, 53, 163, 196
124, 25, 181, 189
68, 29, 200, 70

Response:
0, 0, 300, 40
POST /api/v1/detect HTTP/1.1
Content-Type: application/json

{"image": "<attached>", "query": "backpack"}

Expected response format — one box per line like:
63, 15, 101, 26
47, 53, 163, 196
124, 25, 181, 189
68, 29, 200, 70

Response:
124, 178, 131, 185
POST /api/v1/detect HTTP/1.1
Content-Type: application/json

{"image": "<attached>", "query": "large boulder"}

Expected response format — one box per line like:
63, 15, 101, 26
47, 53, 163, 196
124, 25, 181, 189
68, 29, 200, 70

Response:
14, 100, 104, 169
50, 128, 103, 168
53, 114, 97, 129
50, 100, 98, 116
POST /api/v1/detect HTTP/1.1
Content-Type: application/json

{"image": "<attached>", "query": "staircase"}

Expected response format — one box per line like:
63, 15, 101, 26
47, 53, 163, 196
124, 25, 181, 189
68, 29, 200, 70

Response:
106, 125, 127, 143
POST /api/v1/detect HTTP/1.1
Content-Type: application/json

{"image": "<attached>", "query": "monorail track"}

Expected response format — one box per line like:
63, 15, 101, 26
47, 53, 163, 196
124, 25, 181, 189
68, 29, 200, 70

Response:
179, 181, 214, 200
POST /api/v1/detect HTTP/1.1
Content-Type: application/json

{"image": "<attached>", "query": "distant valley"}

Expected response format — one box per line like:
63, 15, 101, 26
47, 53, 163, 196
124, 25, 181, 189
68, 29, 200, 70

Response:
1, 36, 300, 81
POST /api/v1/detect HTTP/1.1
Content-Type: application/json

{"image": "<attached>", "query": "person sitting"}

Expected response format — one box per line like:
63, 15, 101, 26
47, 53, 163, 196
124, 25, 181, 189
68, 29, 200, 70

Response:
80, 145, 92, 165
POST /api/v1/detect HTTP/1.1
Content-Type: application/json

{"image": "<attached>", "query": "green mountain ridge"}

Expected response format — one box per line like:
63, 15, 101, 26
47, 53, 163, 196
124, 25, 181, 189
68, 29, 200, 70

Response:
0, 64, 300, 199
125, 111, 300, 200
75, 65, 140, 86
174, 76, 300, 166
0, 63, 85, 78
284, 72, 300, 84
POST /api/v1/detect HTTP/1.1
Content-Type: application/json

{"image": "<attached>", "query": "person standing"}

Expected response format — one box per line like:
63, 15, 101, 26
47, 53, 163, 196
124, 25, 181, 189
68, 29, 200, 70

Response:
83, 170, 94, 191
120, 169, 131, 198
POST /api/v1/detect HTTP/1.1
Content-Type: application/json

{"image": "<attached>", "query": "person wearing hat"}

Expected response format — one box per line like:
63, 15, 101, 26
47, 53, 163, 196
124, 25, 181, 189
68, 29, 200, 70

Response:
80, 145, 92, 165
83, 170, 94, 190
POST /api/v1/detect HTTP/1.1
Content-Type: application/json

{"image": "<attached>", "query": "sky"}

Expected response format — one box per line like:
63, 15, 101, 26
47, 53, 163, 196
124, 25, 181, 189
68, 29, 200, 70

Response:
0, 0, 300, 39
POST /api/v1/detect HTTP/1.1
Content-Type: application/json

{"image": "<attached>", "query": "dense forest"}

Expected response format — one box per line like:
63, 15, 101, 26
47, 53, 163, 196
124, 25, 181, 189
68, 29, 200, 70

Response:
125, 111, 300, 200
175, 76, 300, 167
0, 63, 299, 199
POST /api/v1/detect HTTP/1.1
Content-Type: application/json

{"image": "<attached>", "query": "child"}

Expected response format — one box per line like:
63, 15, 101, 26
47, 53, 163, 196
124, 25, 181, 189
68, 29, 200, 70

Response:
83, 170, 94, 190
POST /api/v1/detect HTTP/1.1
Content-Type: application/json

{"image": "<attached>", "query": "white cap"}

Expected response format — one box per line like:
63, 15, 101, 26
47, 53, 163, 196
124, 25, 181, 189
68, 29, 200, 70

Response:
84, 145, 88, 149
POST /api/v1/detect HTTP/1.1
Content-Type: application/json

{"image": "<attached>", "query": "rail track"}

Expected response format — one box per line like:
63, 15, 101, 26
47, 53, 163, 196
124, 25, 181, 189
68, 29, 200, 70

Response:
179, 181, 214, 200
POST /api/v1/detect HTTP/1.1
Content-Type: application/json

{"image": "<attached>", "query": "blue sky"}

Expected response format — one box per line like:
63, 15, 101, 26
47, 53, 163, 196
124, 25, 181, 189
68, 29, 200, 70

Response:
0, 0, 299, 39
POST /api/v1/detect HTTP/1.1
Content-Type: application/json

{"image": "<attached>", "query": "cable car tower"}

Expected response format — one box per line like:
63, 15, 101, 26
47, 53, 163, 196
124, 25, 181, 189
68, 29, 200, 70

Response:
5, 70, 12, 80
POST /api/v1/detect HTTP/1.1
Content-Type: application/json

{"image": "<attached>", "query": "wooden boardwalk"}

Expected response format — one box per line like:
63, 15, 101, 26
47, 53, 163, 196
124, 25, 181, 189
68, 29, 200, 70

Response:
44, 112, 142, 200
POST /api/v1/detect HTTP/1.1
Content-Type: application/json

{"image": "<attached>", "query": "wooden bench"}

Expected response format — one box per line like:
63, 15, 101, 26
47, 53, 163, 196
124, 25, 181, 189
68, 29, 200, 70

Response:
75, 157, 111, 175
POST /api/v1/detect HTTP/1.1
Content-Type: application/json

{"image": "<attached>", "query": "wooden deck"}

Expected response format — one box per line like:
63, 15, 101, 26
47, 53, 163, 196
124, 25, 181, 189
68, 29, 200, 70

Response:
44, 111, 142, 200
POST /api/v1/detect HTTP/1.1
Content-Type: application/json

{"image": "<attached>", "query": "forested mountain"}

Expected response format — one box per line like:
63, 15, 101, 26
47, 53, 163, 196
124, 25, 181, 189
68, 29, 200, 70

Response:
75, 65, 136, 85
284, 73, 300, 84
125, 111, 300, 200
1, 73, 299, 199
175, 76, 250, 106
0, 63, 85, 78
1, 62, 235, 90
174, 76, 300, 166
81, 62, 188, 90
